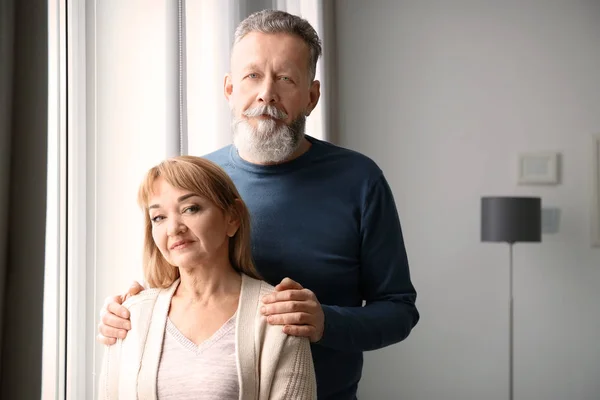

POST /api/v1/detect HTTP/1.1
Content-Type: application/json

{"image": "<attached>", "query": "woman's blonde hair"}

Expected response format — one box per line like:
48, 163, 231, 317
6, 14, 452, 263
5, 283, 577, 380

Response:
137, 155, 261, 288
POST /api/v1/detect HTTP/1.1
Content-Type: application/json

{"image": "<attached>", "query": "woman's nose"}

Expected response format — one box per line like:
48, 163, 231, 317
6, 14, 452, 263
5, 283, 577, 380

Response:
166, 217, 187, 236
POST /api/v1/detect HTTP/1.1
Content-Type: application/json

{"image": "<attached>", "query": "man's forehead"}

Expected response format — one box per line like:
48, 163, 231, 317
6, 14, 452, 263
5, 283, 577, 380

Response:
230, 32, 308, 71
232, 32, 307, 55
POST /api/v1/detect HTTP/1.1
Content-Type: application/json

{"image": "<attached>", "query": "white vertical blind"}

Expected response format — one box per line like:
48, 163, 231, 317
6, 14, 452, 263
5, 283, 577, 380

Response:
185, 0, 239, 156
90, 1, 182, 397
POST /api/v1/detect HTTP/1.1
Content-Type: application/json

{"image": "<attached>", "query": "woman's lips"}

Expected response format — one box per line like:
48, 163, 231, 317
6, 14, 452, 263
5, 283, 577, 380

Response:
170, 240, 191, 250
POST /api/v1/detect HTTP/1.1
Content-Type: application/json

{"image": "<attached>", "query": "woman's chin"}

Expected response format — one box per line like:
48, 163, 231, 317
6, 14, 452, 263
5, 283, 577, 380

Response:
173, 257, 201, 271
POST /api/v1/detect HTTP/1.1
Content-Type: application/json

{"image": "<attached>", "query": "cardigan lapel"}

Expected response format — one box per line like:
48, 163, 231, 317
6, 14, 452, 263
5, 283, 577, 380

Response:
236, 274, 260, 400
133, 275, 261, 399
137, 279, 179, 400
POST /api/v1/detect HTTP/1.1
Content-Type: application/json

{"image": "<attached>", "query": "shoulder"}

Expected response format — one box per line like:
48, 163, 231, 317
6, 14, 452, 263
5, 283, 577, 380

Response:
240, 274, 275, 295
309, 137, 383, 182
240, 275, 304, 343
122, 280, 178, 313
202, 145, 233, 165
122, 288, 161, 310
313, 137, 381, 167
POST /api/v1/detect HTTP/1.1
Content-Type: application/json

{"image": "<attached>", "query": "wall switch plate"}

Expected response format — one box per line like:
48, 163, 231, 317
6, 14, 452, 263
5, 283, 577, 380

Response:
542, 207, 561, 234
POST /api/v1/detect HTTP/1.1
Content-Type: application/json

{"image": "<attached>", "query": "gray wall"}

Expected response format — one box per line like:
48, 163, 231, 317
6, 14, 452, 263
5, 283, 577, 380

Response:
0, 0, 48, 398
335, 1, 600, 399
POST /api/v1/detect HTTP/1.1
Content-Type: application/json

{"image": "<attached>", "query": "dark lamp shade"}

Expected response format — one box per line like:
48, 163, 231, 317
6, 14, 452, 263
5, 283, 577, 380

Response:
481, 197, 542, 244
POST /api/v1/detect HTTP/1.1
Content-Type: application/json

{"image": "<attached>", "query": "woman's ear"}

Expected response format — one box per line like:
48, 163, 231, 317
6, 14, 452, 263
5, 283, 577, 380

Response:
226, 200, 243, 237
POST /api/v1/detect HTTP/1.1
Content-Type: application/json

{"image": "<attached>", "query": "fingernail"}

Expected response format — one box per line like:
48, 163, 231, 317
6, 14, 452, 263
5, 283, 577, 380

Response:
118, 330, 126, 339
260, 306, 266, 314
126, 322, 131, 330
121, 311, 129, 318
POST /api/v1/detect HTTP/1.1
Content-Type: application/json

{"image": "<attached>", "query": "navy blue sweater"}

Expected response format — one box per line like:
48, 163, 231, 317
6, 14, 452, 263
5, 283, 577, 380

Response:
204, 136, 419, 400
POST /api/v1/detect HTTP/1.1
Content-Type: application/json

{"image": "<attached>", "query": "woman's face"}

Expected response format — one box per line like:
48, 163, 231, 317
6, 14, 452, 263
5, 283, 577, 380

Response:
147, 178, 239, 269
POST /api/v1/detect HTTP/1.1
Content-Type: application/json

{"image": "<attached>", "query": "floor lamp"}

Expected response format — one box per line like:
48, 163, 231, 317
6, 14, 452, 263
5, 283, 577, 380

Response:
481, 196, 541, 400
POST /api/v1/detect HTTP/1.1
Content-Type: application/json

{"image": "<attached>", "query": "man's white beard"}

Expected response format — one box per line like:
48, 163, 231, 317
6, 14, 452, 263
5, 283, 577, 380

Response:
231, 105, 306, 164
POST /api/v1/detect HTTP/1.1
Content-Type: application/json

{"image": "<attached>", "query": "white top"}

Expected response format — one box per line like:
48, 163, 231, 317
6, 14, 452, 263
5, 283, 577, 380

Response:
157, 316, 239, 400
98, 274, 317, 400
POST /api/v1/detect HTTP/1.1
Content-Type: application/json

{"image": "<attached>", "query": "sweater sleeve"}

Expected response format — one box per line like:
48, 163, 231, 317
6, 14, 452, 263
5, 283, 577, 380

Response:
269, 335, 317, 400
318, 173, 420, 351
97, 340, 122, 400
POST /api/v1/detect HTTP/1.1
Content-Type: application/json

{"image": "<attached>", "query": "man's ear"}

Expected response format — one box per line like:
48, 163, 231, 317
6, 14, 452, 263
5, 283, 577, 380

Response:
224, 74, 233, 101
305, 80, 321, 117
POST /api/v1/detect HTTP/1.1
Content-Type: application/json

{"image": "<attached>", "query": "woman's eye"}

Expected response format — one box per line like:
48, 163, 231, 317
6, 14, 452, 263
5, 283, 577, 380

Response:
151, 215, 164, 223
248, 73, 258, 79
183, 205, 200, 214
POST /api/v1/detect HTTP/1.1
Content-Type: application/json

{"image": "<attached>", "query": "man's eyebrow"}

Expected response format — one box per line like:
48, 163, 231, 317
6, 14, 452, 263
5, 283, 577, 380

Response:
245, 62, 299, 71
148, 193, 199, 210
241, 63, 260, 71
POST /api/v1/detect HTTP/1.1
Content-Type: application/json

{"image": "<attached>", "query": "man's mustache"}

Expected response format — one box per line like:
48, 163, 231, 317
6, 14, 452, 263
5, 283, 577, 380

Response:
243, 105, 288, 120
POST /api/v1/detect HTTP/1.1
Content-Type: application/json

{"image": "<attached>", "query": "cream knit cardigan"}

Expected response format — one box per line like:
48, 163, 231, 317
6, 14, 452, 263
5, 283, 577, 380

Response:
98, 274, 317, 400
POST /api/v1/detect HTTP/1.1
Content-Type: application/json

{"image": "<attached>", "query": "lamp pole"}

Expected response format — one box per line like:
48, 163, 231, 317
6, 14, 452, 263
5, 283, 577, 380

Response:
508, 242, 514, 400
481, 196, 541, 400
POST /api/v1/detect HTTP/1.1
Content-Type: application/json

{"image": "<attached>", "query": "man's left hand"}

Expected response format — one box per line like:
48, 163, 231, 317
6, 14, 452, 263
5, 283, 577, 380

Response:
261, 277, 324, 343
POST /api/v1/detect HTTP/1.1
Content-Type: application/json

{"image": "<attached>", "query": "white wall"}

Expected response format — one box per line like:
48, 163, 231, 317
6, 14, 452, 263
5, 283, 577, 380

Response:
334, 1, 600, 399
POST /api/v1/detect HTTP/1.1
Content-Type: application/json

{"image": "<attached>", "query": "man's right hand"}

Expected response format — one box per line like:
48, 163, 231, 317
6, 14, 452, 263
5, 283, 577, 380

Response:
96, 281, 145, 345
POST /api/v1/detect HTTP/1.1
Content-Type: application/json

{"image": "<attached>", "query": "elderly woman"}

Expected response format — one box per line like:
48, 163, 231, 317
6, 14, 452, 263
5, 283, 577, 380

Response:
98, 155, 316, 400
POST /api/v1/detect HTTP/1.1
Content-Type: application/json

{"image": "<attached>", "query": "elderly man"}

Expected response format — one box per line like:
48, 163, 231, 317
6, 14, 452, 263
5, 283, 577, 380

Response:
97, 9, 419, 400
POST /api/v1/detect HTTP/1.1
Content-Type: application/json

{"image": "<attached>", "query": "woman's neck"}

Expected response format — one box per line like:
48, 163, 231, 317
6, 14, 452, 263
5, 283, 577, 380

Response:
176, 261, 242, 304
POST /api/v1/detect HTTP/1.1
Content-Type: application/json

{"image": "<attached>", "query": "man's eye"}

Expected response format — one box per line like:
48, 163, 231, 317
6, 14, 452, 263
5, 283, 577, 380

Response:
279, 76, 290, 81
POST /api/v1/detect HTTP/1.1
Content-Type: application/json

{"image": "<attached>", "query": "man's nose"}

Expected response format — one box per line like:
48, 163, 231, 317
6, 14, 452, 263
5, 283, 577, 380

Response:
257, 78, 278, 104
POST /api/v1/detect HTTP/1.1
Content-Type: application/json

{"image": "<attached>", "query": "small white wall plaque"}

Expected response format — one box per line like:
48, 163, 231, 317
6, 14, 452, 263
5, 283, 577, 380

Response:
518, 152, 559, 185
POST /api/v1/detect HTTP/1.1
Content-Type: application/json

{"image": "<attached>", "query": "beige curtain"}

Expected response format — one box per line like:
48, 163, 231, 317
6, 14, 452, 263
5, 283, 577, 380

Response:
0, 0, 48, 397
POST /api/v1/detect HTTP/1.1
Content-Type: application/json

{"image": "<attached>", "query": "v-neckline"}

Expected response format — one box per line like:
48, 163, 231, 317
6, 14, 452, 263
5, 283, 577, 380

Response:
165, 313, 236, 355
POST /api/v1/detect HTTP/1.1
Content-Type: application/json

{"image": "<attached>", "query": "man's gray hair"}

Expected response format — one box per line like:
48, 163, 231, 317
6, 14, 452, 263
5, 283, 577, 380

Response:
234, 9, 322, 81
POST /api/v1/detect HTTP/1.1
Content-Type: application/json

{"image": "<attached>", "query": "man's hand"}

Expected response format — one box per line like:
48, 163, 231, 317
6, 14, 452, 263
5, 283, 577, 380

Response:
261, 277, 325, 343
96, 281, 144, 345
